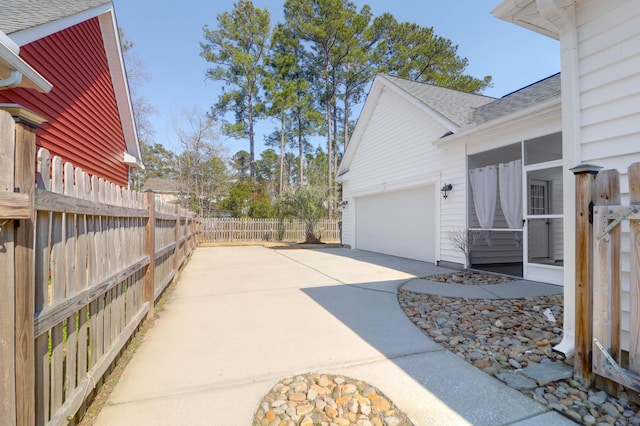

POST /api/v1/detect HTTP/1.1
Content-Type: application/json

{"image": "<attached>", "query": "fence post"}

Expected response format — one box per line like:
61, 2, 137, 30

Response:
0, 110, 17, 425
144, 191, 156, 315
571, 164, 601, 386
13, 109, 45, 426
629, 163, 640, 373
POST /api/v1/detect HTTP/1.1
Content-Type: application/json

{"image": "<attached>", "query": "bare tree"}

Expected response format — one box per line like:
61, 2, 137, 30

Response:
173, 107, 230, 214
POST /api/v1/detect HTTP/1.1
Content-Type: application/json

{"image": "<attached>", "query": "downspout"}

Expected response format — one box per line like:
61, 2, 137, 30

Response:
0, 70, 23, 89
0, 31, 52, 92
536, 0, 580, 358
0, 32, 23, 89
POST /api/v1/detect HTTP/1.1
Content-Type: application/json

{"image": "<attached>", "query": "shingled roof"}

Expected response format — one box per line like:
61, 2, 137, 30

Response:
0, 0, 109, 35
380, 72, 560, 130
380, 74, 495, 127
472, 73, 561, 125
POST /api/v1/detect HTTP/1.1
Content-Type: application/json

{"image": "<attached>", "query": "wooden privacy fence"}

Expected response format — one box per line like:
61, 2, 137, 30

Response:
573, 163, 640, 396
200, 217, 340, 243
0, 111, 196, 425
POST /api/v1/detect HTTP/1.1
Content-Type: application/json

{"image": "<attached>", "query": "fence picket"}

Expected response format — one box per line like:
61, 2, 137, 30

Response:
62, 162, 79, 401
75, 168, 89, 415
596, 170, 622, 376
199, 218, 340, 243
89, 176, 100, 371
34, 148, 51, 425
50, 157, 65, 414
629, 163, 640, 373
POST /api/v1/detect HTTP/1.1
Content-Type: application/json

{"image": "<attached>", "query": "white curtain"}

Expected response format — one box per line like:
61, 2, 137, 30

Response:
469, 165, 497, 245
498, 160, 523, 247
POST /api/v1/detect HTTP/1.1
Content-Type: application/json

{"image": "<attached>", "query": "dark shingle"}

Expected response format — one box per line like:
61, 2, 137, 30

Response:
472, 73, 561, 124
0, 1, 110, 35
381, 74, 496, 126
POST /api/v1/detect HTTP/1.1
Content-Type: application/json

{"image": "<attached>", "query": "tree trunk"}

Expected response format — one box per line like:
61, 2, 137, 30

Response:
279, 109, 285, 194
304, 219, 321, 244
343, 87, 350, 151
297, 113, 304, 186
248, 90, 256, 179
325, 65, 333, 220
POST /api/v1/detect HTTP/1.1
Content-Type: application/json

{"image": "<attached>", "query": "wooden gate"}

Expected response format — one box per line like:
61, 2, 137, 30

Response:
576, 163, 640, 394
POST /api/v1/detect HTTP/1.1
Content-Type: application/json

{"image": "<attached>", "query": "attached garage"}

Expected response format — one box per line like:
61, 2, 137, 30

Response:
355, 185, 436, 262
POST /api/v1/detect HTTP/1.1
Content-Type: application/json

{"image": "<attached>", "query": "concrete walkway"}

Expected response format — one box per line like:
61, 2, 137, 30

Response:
94, 247, 575, 425
403, 277, 563, 299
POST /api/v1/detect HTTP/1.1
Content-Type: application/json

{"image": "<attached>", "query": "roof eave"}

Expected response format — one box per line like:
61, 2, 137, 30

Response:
434, 97, 561, 147
336, 74, 459, 177
98, 10, 144, 168
337, 74, 461, 177
491, 0, 560, 40
124, 151, 144, 169
8, 2, 112, 45
0, 32, 52, 92
379, 74, 460, 133
337, 75, 385, 177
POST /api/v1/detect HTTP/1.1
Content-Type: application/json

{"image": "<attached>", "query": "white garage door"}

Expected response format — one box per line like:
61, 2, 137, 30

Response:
355, 186, 435, 262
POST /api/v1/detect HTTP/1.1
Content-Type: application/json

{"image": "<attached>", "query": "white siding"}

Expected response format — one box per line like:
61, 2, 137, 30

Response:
577, 0, 640, 350
341, 86, 467, 266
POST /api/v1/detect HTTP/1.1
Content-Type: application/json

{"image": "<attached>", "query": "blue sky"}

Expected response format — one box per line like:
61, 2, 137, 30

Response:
111, 0, 560, 156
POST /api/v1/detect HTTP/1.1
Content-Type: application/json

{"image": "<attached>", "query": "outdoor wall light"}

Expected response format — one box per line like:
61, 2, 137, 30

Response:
339, 200, 348, 208
440, 183, 453, 199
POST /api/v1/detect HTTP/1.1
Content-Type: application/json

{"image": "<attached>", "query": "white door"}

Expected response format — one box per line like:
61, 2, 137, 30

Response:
355, 186, 435, 262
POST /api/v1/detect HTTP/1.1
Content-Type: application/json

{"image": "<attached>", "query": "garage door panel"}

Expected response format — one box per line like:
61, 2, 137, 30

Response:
356, 186, 435, 262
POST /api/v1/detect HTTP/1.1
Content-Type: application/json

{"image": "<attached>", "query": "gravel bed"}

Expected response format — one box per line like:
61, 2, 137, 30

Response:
422, 271, 514, 285
398, 278, 640, 426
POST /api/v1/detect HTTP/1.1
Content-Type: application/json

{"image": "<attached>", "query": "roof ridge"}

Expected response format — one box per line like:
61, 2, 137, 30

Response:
381, 73, 496, 100
500, 72, 561, 98
379, 73, 496, 127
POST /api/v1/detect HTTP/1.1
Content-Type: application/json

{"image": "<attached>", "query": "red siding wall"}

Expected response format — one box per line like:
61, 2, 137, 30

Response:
0, 18, 129, 187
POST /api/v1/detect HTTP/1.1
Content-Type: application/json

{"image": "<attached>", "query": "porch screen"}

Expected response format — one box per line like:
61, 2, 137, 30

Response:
498, 160, 523, 247
469, 165, 497, 244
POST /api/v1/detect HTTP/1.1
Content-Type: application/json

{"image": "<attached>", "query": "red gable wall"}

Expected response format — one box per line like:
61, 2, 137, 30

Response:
0, 17, 130, 187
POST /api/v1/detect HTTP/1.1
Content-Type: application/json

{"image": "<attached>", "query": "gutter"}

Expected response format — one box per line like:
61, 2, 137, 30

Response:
124, 151, 145, 169
433, 96, 560, 148
0, 31, 52, 92
536, 0, 580, 359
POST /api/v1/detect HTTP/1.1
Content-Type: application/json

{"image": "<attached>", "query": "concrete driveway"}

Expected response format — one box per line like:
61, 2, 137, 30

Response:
94, 246, 574, 425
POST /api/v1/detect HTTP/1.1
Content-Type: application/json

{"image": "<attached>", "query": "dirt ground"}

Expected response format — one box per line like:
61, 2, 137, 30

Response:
77, 273, 179, 425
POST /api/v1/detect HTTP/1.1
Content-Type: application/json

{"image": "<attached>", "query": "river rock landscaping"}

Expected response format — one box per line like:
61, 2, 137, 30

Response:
422, 271, 514, 286
398, 272, 640, 426
254, 373, 413, 426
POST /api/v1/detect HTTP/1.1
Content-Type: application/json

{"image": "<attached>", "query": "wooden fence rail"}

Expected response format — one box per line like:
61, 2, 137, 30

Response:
0, 111, 197, 425
199, 218, 340, 243
575, 162, 640, 396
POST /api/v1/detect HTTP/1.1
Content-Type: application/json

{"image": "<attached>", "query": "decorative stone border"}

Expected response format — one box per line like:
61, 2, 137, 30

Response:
254, 373, 414, 426
422, 271, 514, 286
